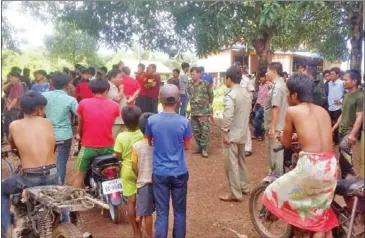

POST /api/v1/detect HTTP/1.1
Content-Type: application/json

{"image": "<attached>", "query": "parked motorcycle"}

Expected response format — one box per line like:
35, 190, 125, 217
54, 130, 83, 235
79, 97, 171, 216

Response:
2, 151, 85, 238
84, 154, 126, 224
249, 145, 365, 238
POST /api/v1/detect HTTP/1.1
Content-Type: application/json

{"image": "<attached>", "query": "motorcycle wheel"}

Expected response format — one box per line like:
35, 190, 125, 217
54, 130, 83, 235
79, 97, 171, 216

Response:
52, 223, 83, 238
108, 202, 120, 224
249, 182, 292, 238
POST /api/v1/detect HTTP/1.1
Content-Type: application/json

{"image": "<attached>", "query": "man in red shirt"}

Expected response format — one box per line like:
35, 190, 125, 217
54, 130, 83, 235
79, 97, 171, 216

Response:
121, 66, 140, 105
135, 63, 149, 112
72, 78, 120, 188
75, 68, 94, 102
3, 71, 25, 139
145, 64, 161, 113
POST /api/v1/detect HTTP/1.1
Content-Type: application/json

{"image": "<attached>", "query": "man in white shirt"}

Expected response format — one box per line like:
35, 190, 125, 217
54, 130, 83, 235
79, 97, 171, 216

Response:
328, 67, 345, 144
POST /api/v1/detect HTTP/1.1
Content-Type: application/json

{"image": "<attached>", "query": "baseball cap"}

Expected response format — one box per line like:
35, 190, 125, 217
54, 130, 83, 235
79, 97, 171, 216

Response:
160, 84, 180, 104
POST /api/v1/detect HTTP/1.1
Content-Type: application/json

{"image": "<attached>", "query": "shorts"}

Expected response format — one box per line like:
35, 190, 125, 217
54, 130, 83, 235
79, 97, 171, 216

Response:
75, 146, 114, 172
136, 183, 155, 216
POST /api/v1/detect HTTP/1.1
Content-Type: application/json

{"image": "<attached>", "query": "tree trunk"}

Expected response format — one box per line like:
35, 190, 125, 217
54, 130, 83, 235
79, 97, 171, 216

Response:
252, 33, 272, 90
350, 11, 363, 71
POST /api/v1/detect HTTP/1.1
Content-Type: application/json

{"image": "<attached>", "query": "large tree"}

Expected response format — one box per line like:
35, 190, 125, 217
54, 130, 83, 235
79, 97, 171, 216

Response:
169, 1, 351, 68
44, 21, 102, 66
20, 1, 360, 70
326, 1, 364, 70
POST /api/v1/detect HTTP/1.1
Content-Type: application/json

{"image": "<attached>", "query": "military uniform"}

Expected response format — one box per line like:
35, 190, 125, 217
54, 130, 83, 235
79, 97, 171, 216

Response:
264, 78, 288, 176
188, 80, 214, 156
222, 84, 251, 199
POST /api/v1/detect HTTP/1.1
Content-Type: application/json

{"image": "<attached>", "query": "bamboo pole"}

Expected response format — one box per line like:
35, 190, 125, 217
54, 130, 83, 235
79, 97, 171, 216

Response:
84, 196, 109, 210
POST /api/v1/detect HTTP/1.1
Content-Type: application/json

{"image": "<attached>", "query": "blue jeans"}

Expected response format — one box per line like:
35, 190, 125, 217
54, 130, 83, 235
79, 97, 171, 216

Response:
153, 172, 189, 238
1, 171, 60, 235
254, 105, 264, 137
179, 94, 188, 117
55, 139, 72, 184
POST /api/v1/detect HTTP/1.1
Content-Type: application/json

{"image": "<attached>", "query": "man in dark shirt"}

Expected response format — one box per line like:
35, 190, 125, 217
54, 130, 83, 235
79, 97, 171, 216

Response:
322, 70, 331, 109
2, 71, 25, 139
20, 68, 32, 90
332, 70, 364, 178
305, 66, 324, 107
72, 64, 83, 87
167, 69, 181, 88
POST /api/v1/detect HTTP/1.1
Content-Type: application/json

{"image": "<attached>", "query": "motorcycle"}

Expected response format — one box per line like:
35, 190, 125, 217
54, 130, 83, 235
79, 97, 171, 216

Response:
249, 144, 365, 238
84, 154, 126, 224
2, 151, 85, 238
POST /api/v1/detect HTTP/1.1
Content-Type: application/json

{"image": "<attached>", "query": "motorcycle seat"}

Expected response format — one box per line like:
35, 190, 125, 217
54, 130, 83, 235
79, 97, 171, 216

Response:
91, 154, 119, 168
335, 179, 364, 196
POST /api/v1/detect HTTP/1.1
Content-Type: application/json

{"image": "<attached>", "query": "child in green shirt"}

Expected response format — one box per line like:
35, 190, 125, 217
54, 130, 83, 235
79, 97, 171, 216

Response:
114, 105, 143, 237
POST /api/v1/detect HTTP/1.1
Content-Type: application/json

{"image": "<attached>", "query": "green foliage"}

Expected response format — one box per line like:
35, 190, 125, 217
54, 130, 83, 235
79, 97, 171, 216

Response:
19, 1, 361, 64
1, 48, 72, 81
44, 21, 103, 66
212, 84, 226, 116
2, 2, 23, 51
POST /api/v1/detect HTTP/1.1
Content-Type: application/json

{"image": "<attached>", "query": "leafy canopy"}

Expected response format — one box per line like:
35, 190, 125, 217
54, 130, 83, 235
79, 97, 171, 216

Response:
44, 21, 103, 66
21, 1, 354, 61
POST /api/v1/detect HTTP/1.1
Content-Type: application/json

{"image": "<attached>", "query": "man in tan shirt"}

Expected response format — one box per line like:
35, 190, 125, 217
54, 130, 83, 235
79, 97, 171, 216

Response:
220, 66, 251, 202
264, 62, 288, 176
107, 69, 127, 138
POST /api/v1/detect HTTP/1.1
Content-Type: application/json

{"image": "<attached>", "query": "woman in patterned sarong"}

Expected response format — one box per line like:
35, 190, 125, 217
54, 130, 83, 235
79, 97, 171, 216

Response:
262, 73, 339, 238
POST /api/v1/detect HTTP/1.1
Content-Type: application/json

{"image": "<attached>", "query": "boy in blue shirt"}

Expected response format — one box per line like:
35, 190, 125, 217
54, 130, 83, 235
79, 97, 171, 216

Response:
31, 70, 50, 93
145, 84, 192, 238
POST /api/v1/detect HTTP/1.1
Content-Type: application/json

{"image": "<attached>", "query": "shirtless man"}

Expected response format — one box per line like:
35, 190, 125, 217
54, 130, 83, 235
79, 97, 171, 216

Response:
261, 73, 338, 238
1, 91, 60, 238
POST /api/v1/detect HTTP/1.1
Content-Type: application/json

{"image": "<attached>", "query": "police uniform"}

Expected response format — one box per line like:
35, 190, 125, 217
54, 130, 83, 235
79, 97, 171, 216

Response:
264, 78, 288, 176
240, 74, 255, 153
221, 84, 251, 199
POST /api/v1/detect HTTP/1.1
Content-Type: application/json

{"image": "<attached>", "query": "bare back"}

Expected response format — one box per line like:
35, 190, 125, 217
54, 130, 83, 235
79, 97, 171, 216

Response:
290, 104, 333, 153
9, 117, 56, 169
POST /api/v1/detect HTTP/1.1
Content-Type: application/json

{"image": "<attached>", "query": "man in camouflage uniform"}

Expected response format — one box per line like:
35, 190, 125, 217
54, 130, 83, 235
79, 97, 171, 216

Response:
188, 67, 214, 158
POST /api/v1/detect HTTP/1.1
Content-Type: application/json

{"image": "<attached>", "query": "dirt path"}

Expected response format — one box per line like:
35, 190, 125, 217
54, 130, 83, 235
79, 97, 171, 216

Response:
2, 123, 362, 238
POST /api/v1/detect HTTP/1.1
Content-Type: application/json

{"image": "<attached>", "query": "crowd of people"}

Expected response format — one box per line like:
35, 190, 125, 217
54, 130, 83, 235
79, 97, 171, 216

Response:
1, 58, 363, 238
1, 60, 217, 238
221, 62, 363, 238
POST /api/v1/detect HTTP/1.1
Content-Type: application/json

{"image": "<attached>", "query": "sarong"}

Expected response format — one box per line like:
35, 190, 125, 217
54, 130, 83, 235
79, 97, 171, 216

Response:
262, 151, 339, 232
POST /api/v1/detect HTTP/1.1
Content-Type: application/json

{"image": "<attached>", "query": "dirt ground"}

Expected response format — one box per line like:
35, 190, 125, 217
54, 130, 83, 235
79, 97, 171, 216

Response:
1, 121, 362, 238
